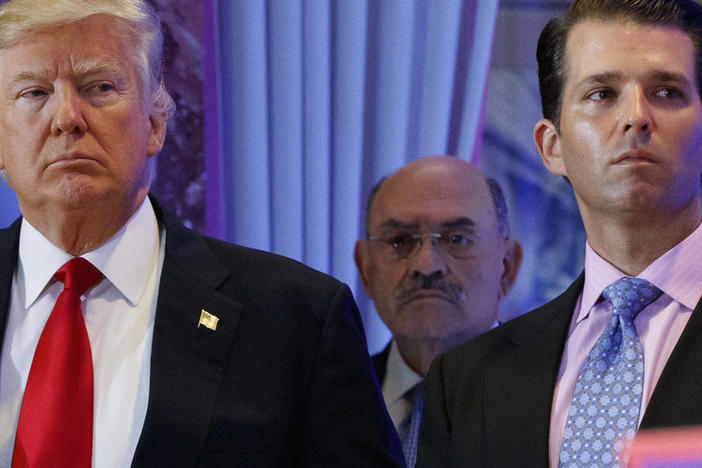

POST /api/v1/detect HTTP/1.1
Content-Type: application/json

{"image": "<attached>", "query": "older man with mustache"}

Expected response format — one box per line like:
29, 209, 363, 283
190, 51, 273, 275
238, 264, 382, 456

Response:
354, 155, 522, 467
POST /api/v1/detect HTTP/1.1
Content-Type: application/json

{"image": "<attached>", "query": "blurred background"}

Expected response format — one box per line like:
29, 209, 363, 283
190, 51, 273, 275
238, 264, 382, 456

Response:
0, 0, 585, 353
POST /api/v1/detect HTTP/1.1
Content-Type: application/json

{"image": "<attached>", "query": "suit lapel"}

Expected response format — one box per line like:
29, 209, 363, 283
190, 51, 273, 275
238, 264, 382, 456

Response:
372, 342, 391, 384
131, 202, 243, 467
483, 274, 583, 467
642, 294, 702, 428
0, 219, 21, 353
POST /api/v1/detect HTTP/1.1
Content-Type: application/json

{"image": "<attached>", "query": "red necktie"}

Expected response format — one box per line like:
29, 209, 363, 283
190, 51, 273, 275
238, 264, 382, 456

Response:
12, 257, 102, 468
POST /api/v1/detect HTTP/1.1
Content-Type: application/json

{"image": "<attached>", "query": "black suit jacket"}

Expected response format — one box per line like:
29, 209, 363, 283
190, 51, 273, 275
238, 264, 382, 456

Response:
0, 199, 404, 468
372, 343, 392, 385
417, 273, 702, 467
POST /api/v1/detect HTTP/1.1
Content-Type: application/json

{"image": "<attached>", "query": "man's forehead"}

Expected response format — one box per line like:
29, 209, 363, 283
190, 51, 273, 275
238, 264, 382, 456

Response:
0, 19, 137, 83
564, 20, 696, 76
370, 178, 493, 229
1, 57, 126, 77
0, 14, 134, 55
373, 216, 477, 233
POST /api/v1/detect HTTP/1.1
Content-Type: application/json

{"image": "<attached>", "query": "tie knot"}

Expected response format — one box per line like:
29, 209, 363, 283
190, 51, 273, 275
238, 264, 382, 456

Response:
602, 277, 662, 320
54, 258, 102, 297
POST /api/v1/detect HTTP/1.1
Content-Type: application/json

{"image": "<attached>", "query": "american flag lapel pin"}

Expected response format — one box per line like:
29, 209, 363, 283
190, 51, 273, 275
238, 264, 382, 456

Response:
198, 309, 219, 331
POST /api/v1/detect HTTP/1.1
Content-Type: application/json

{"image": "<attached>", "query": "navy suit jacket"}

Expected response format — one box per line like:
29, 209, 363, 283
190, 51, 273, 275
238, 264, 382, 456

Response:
0, 198, 404, 468
417, 274, 702, 467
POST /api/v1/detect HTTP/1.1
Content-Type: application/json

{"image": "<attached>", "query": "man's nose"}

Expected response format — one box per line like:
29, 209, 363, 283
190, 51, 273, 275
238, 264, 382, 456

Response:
408, 235, 448, 277
50, 87, 88, 136
622, 87, 653, 135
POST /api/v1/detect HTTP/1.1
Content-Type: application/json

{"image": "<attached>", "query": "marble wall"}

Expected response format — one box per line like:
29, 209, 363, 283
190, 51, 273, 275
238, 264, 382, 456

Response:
149, 0, 206, 232
481, 0, 586, 320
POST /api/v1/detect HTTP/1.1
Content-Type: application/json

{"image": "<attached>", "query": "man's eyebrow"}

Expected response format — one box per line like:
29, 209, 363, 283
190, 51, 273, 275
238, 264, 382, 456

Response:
7, 70, 52, 87
440, 217, 476, 230
577, 70, 691, 88
577, 71, 622, 88
648, 70, 691, 86
7, 61, 125, 88
72, 60, 124, 78
374, 217, 476, 231
375, 219, 420, 231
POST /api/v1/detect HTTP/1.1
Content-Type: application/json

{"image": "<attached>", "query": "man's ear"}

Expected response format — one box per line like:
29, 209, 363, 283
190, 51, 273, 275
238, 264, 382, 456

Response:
354, 240, 374, 298
533, 118, 566, 176
147, 111, 168, 157
499, 238, 523, 299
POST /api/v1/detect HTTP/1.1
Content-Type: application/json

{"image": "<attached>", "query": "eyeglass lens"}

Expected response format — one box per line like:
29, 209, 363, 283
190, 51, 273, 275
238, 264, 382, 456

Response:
388, 232, 471, 259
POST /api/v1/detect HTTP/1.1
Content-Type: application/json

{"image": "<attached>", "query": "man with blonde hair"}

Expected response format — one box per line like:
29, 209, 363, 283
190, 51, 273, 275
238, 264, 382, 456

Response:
0, 1, 403, 467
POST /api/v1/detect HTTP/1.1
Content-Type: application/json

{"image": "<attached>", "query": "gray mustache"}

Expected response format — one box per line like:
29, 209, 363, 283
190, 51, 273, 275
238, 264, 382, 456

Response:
395, 274, 464, 303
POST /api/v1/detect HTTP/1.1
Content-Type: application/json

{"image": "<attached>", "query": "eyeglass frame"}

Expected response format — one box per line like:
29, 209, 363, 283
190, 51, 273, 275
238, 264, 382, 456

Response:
365, 231, 475, 260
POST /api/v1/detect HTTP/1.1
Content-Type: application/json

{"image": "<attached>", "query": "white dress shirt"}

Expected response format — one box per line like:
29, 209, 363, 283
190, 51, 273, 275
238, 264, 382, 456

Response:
381, 341, 423, 430
0, 197, 165, 468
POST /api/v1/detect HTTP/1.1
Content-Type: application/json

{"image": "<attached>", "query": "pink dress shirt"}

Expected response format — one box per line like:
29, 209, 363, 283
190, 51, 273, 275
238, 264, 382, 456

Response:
548, 222, 702, 468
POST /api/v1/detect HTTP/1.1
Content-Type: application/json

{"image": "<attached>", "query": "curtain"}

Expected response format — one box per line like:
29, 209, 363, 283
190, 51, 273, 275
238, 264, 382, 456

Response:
205, 0, 499, 352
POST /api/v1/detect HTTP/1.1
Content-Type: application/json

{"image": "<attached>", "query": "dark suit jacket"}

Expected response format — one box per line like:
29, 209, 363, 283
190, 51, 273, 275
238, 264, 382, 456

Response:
417, 273, 702, 467
372, 343, 392, 385
0, 199, 404, 468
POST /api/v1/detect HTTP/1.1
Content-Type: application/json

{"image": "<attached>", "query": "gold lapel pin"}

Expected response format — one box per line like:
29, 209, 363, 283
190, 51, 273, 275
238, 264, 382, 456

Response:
198, 309, 219, 331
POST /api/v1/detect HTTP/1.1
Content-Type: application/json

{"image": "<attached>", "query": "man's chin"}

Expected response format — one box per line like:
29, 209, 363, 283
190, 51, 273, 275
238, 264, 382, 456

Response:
55, 183, 104, 207
399, 291, 458, 307
396, 300, 463, 326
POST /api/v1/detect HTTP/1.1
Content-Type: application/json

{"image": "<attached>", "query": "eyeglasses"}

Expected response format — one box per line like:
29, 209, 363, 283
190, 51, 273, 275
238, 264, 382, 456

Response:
367, 231, 474, 260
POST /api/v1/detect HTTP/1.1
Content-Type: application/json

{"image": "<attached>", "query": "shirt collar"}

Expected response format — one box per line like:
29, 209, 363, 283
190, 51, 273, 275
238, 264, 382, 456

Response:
579, 221, 702, 323
382, 340, 423, 407
639, 221, 702, 310
19, 197, 160, 308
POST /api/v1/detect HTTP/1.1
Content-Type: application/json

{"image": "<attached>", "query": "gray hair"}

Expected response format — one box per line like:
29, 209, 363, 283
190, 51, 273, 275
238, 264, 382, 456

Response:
485, 177, 510, 240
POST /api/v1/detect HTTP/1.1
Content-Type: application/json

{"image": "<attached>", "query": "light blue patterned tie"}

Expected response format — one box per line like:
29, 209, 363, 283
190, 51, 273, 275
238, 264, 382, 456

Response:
559, 277, 662, 468
399, 383, 423, 468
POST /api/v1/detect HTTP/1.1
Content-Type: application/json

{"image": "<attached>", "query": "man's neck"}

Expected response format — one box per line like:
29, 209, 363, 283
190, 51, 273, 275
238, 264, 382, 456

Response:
394, 337, 455, 377
20, 193, 147, 256
582, 206, 702, 276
